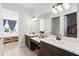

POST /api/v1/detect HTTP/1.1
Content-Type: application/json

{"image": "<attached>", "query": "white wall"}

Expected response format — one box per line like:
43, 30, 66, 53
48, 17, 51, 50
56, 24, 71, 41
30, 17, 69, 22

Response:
40, 18, 45, 31
0, 4, 3, 35
19, 12, 40, 47
77, 4, 79, 38
39, 12, 53, 35
0, 4, 4, 55
44, 18, 52, 34
2, 9, 19, 20
19, 13, 28, 47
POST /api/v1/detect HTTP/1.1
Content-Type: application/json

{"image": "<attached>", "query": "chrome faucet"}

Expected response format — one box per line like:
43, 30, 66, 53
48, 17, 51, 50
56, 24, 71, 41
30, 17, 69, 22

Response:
56, 34, 62, 40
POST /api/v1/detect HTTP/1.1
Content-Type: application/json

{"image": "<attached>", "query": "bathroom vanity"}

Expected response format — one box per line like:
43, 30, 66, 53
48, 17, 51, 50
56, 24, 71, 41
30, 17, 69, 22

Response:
25, 35, 79, 56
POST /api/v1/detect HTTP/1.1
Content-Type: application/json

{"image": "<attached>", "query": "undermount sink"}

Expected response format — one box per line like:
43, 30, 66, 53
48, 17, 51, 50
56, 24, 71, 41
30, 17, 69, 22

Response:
54, 39, 64, 43
45, 38, 64, 44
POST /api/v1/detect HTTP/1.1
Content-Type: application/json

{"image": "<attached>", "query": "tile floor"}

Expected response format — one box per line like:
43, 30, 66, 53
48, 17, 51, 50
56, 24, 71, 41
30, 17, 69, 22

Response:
0, 41, 37, 56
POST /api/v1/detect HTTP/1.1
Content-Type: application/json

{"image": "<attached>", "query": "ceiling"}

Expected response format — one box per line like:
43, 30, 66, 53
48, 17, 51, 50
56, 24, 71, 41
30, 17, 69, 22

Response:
17, 3, 55, 15
2, 3, 55, 16
17, 3, 39, 10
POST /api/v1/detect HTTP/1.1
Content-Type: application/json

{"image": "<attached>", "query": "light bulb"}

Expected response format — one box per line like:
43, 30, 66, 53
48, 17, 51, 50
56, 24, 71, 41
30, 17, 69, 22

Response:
32, 17, 37, 21
51, 8, 57, 14
57, 5, 63, 12
63, 3, 70, 10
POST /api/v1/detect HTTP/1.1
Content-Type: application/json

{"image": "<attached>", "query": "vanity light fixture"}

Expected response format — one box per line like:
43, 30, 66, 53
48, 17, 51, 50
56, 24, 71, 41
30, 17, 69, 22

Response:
62, 3, 70, 10
56, 4, 63, 12
51, 3, 70, 14
51, 7, 57, 14
32, 16, 38, 21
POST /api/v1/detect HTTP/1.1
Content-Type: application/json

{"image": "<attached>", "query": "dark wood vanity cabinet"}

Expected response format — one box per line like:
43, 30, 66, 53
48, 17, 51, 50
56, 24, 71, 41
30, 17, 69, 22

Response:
30, 39, 40, 50
39, 41, 78, 56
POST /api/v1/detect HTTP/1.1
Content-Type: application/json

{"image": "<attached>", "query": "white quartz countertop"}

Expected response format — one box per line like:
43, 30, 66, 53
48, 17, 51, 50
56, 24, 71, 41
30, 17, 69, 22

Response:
31, 35, 79, 55
31, 37, 40, 43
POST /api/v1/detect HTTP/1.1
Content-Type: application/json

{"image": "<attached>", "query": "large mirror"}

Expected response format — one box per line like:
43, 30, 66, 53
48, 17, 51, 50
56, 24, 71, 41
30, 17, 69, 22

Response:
64, 12, 77, 38
52, 17, 60, 35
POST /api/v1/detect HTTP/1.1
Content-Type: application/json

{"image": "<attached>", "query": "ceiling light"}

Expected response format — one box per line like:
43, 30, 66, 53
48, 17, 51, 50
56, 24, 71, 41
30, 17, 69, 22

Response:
51, 8, 57, 14
63, 3, 70, 10
57, 5, 63, 12
32, 16, 38, 21
32, 17, 37, 21
51, 3, 69, 14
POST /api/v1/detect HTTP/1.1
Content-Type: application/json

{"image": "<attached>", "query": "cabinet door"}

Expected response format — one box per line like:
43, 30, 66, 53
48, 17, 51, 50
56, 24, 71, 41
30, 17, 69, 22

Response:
39, 41, 59, 56
39, 44, 51, 56
25, 35, 30, 48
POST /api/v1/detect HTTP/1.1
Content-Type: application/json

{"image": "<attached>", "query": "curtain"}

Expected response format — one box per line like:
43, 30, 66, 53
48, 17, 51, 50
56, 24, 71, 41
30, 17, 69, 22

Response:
3, 19, 6, 26
8, 20, 16, 31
